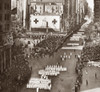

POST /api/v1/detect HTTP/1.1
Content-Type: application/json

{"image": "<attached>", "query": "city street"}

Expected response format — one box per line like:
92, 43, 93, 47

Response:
80, 66, 100, 92
1, 0, 99, 92
20, 25, 85, 92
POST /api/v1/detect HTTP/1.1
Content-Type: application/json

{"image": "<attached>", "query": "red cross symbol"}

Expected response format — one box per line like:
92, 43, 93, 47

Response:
52, 19, 57, 24
34, 19, 39, 24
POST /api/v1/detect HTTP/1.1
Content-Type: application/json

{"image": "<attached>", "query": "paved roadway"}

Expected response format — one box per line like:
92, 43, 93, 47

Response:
80, 18, 100, 92
20, 49, 81, 92
20, 21, 89, 92
20, 35, 83, 92
80, 66, 100, 92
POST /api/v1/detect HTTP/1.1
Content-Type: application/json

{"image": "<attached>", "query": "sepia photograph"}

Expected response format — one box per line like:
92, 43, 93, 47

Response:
0, 0, 100, 92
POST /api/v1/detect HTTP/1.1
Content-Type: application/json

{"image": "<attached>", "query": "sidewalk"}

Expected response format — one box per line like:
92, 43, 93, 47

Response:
80, 66, 100, 92
79, 17, 100, 92
81, 88, 100, 92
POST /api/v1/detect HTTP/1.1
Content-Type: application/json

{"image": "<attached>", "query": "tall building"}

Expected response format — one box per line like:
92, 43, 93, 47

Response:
94, 0, 100, 22
25, 0, 64, 32
64, 0, 77, 32
64, 0, 86, 33
0, 0, 13, 73
11, 0, 27, 26
11, 0, 17, 10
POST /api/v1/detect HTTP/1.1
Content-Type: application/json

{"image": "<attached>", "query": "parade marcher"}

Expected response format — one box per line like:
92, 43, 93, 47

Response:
70, 52, 72, 55
75, 84, 78, 92
85, 70, 88, 75
68, 55, 71, 59
86, 80, 88, 86
66, 55, 67, 59
95, 73, 97, 79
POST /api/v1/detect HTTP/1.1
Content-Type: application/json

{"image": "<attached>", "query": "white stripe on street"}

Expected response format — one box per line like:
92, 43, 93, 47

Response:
61, 46, 83, 50
81, 88, 100, 92
67, 43, 79, 46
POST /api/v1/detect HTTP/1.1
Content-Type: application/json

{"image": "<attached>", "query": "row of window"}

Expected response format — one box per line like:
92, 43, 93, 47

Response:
0, 3, 10, 10
0, 25, 2, 31
5, 24, 10, 30
0, 13, 10, 21
0, 24, 10, 32
5, 14, 10, 20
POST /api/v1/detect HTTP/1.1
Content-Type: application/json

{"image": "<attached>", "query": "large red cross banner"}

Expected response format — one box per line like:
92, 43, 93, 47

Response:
30, 15, 60, 31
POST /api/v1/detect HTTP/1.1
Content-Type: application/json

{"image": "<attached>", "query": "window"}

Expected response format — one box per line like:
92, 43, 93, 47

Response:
4, 3, 7, 10
7, 4, 10, 9
0, 3, 2, 10
4, 3, 10, 10
7, 24, 9, 30
5, 14, 6, 20
0, 61, 1, 73
0, 14, 2, 21
5, 14, 10, 21
7, 14, 10, 20
4, 3, 7, 9
0, 25, 2, 31
5, 24, 10, 31
6, 49, 10, 68
5, 24, 7, 31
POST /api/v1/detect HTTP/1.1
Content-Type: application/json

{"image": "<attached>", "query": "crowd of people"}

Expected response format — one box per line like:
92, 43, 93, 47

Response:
80, 21, 100, 62
32, 35, 65, 58
0, 55, 31, 92
0, 18, 81, 92
81, 38, 100, 62
0, 34, 65, 92
13, 34, 66, 59
75, 56, 84, 92
73, 21, 100, 92
0, 18, 68, 92
0, 18, 32, 92
0, 44, 32, 92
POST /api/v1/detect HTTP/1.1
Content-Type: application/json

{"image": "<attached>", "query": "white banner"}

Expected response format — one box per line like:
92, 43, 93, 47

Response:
30, 15, 60, 31
27, 78, 51, 90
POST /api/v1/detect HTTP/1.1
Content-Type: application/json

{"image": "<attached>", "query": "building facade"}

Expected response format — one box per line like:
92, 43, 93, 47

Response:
11, 0, 27, 26
26, 0, 64, 32
94, 0, 100, 22
0, 0, 13, 73
14, 0, 87, 33
11, 0, 17, 10
64, 0, 86, 33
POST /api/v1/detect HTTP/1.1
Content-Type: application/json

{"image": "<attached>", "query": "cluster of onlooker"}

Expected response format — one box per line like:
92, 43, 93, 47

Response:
80, 21, 100, 62
12, 34, 66, 60
74, 21, 100, 92
81, 43, 100, 62
75, 56, 84, 92
0, 44, 32, 92
31, 35, 65, 58
0, 56, 31, 92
